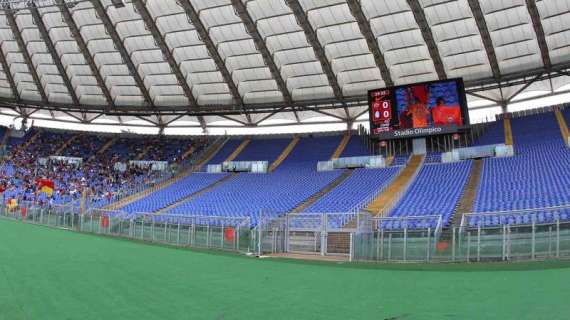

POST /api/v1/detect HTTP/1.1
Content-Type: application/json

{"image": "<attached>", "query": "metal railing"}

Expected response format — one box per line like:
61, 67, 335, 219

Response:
0, 204, 252, 253
3, 202, 570, 264
461, 205, 570, 227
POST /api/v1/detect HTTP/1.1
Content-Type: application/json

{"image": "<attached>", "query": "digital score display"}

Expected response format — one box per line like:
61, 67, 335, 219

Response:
368, 78, 470, 140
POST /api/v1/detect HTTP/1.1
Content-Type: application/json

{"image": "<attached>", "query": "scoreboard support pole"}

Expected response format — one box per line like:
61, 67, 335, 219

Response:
412, 138, 427, 155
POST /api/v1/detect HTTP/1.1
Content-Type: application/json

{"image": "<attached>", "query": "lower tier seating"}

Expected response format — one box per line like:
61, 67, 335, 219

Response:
387, 161, 473, 229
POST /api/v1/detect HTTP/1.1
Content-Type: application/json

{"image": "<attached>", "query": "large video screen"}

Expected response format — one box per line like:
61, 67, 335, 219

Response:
368, 78, 469, 139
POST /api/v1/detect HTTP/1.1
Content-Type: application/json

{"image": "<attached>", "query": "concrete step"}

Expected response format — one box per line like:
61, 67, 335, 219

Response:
451, 159, 482, 226
269, 137, 299, 172
331, 132, 351, 159
365, 154, 424, 216
224, 139, 250, 162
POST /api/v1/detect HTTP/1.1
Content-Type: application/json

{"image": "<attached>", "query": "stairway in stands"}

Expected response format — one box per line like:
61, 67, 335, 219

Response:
555, 108, 569, 145
504, 117, 513, 146
180, 145, 196, 161
268, 137, 299, 172
365, 154, 424, 216
225, 139, 250, 162
104, 138, 227, 210
450, 159, 482, 226
331, 132, 350, 159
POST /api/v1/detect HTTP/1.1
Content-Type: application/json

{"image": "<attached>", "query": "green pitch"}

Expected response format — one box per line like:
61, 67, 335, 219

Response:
0, 219, 569, 320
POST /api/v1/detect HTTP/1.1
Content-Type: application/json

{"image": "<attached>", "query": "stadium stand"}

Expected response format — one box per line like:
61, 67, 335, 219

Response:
365, 155, 423, 215
424, 152, 441, 163
388, 161, 473, 229
235, 138, 291, 162
471, 111, 570, 226
339, 135, 369, 158
303, 167, 399, 214
555, 108, 569, 144
0, 129, 209, 209
206, 139, 242, 166
166, 136, 344, 225
122, 173, 229, 213
472, 119, 505, 146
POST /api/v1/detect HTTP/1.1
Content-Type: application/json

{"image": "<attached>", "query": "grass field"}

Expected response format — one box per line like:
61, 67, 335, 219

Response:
0, 219, 569, 320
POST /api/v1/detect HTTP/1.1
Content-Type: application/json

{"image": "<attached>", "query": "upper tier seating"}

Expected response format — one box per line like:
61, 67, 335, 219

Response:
139, 138, 196, 162
388, 161, 473, 229
63, 134, 107, 159
206, 139, 243, 165
340, 136, 369, 157
471, 112, 570, 227
473, 120, 504, 146
234, 138, 291, 162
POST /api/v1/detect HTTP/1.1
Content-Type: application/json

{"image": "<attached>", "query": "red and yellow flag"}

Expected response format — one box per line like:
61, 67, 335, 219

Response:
37, 179, 55, 196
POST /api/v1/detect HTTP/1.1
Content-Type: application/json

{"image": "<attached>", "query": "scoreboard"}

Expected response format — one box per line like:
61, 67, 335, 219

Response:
368, 78, 469, 140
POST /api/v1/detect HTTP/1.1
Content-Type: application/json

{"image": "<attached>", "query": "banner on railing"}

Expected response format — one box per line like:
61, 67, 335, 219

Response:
221, 161, 268, 173
129, 160, 168, 171
318, 156, 385, 171
442, 144, 513, 163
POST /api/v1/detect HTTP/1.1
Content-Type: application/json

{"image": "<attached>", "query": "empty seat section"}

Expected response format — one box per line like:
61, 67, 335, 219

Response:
389, 161, 473, 229
472, 112, 570, 226
206, 139, 242, 165
234, 138, 290, 162
473, 120, 504, 146
391, 154, 410, 166
303, 167, 399, 213
424, 152, 441, 163
167, 136, 343, 225
340, 136, 369, 157
122, 173, 229, 213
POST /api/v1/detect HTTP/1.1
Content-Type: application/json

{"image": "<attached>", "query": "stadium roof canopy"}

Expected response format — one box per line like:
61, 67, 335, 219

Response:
0, 0, 569, 134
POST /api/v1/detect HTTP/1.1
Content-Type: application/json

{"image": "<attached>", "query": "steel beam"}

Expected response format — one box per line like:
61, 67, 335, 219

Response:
286, 0, 342, 100
132, 0, 195, 108
58, 0, 114, 110
346, 0, 393, 87
231, 0, 291, 123
1, 62, 569, 118
467, 0, 501, 80
525, 0, 551, 69
30, 3, 80, 106
178, 0, 253, 125
0, 43, 19, 101
132, 0, 206, 130
406, 0, 447, 79
5, 8, 48, 103
91, 0, 155, 108
286, 0, 348, 117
